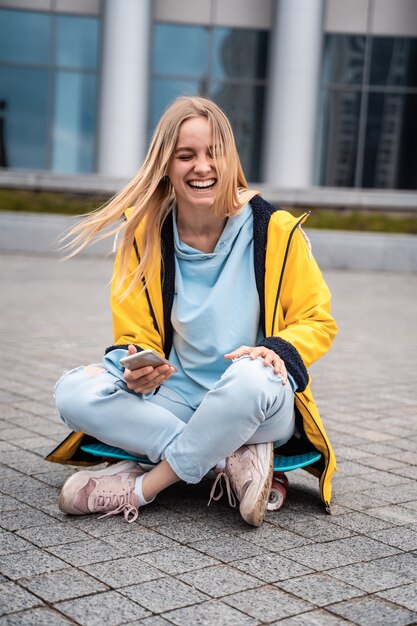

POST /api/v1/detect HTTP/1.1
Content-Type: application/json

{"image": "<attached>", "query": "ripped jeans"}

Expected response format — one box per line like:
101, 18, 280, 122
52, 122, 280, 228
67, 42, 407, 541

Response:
55, 356, 296, 484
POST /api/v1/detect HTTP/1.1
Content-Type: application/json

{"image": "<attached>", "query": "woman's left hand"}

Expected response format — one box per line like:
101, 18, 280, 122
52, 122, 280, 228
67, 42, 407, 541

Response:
224, 345, 287, 385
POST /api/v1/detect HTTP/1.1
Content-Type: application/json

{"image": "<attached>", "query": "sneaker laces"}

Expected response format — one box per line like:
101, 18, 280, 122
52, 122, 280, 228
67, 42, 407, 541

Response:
208, 472, 237, 508
94, 487, 139, 524
99, 499, 139, 523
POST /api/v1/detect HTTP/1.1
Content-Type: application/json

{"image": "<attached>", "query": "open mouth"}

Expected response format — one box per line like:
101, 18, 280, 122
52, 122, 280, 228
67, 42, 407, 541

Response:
187, 179, 216, 191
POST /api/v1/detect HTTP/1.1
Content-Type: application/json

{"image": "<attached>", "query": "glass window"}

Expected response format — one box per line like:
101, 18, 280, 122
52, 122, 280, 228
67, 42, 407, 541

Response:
212, 29, 269, 80
370, 37, 417, 88
0, 66, 49, 169
55, 15, 99, 69
0, 9, 51, 65
317, 90, 362, 188
151, 23, 269, 182
322, 35, 366, 85
362, 92, 417, 189
152, 24, 209, 77
209, 82, 265, 181
150, 79, 201, 130
51, 71, 97, 173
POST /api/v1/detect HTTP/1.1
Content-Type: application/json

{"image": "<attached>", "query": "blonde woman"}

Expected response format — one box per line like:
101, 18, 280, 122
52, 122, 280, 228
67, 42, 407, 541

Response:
49, 96, 338, 527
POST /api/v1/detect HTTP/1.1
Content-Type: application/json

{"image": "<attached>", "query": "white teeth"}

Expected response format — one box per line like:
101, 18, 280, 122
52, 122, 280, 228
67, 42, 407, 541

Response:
188, 180, 216, 188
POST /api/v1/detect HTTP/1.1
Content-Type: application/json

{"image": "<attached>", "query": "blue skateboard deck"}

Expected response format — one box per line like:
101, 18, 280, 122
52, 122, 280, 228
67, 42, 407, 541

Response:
80, 442, 321, 472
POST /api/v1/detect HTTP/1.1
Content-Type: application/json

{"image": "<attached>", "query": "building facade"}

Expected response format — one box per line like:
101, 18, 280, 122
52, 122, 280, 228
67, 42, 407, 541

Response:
0, 0, 416, 190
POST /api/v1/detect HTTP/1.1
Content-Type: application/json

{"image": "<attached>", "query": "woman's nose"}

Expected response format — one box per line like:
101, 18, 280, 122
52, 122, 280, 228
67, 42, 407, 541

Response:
194, 157, 212, 174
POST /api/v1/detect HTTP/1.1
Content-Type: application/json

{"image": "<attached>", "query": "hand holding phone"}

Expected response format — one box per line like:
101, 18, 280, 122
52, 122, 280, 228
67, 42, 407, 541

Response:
120, 349, 177, 372
121, 346, 176, 395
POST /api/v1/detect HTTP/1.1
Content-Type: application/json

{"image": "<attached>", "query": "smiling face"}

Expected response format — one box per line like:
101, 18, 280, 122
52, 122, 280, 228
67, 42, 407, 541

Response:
167, 116, 220, 215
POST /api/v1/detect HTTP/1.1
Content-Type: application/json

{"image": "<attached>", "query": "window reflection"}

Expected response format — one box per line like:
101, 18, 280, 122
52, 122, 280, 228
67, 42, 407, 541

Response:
212, 29, 268, 80
0, 8, 100, 173
56, 15, 99, 70
0, 9, 50, 65
0, 66, 49, 169
210, 82, 265, 181
322, 35, 365, 85
151, 23, 269, 181
320, 34, 417, 189
363, 93, 417, 189
318, 90, 361, 187
52, 71, 97, 173
153, 24, 209, 76
150, 79, 202, 130
370, 38, 417, 87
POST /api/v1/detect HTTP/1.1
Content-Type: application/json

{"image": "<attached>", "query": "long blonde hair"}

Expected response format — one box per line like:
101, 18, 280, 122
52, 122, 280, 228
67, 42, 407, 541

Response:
65, 96, 258, 297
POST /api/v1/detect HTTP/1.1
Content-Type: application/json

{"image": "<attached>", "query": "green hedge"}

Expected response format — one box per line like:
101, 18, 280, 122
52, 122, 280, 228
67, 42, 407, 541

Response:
0, 189, 416, 234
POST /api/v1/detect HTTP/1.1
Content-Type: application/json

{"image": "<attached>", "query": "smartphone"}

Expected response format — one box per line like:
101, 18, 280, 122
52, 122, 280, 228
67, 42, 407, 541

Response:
119, 349, 177, 372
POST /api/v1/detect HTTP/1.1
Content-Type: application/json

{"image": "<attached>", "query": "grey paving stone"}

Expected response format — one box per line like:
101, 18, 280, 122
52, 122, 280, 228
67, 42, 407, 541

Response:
0, 582, 42, 616
328, 595, 417, 626
333, 490, 385, 511
328, 561, 414, 593
136, 505, 193, 528
374, 553, 417, 583
104, 527, 177, 555
283, 536, 400, 571
156, 520, 224, 543
165, 600, 260, 626
135, 617, 172, 626
192, 536, 267, 563
224, 584, 313, 622
67, 513, 140, 537
0, 450, 48, 475
31, 469, 73, 489
0, 607, 74, 625
271, 609, 356, 625
289, 518, 353, 542
330, 511, 394, 534
46, 537, 130, 567
0, 530, 33, 556
19, 569, 108, 602
16, 522, 90, 547
366, 505, 417, 526
233, 553, 313, 583
358, 483, 417, 506
179, 564, 261, 598
164, 599, 258, 625
377, 583, 417, 612
0, 548, 67, 580
81, 555, 165, 588
139, 544, 218, 575
0, 495, 27, 512
236, 523, 312, 552
365, 526, 417, 551
57, 590, 150, 625
120, 576, 207, 613
277, 572, 364, 607
0, 507, 56, 531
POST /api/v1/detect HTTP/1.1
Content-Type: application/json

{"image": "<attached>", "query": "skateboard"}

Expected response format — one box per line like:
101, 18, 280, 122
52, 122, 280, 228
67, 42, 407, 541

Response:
79, 442, 322, 512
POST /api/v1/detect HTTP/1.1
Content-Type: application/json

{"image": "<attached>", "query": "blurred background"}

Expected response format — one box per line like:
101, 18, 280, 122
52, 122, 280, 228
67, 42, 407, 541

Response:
0, 0, 416, 230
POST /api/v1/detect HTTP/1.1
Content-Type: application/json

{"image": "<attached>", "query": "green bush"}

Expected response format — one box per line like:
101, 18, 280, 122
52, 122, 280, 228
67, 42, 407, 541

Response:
0, 189, 416, 234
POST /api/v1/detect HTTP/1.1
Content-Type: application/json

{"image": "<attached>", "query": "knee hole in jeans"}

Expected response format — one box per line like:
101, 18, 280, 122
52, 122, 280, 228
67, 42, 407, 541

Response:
84, 365, 106, 378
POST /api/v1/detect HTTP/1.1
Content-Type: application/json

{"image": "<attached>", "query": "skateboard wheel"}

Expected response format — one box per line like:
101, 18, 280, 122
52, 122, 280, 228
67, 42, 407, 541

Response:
267, 474, 288, 511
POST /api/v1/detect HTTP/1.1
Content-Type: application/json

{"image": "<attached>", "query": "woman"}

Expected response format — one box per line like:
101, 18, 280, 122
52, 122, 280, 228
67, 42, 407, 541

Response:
48, 96, 338, 527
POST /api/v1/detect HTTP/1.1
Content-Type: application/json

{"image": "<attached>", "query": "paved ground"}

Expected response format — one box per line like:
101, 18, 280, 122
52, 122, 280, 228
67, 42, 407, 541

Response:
1, 252, 417, 626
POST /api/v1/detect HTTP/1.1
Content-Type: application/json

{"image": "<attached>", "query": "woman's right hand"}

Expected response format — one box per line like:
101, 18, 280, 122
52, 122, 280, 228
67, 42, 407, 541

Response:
123, 345, 175, 394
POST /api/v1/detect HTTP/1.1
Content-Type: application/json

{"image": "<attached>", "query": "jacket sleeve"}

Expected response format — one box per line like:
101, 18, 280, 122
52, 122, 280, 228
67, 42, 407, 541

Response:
259, 226, 338, 391
105, 244, 164, 356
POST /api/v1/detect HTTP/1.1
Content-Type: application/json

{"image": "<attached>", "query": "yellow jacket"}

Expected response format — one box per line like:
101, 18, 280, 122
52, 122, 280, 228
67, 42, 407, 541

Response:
46, 196, 338, 510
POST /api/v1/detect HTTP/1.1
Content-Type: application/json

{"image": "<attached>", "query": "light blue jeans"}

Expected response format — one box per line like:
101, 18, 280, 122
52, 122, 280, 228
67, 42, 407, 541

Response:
55, 356, 295, 484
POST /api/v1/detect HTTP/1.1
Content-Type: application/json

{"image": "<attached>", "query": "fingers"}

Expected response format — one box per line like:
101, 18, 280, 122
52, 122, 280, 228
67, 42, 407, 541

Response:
127, 344, 137, 355
224, 345, 288, 385
124, 363, 175, 394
